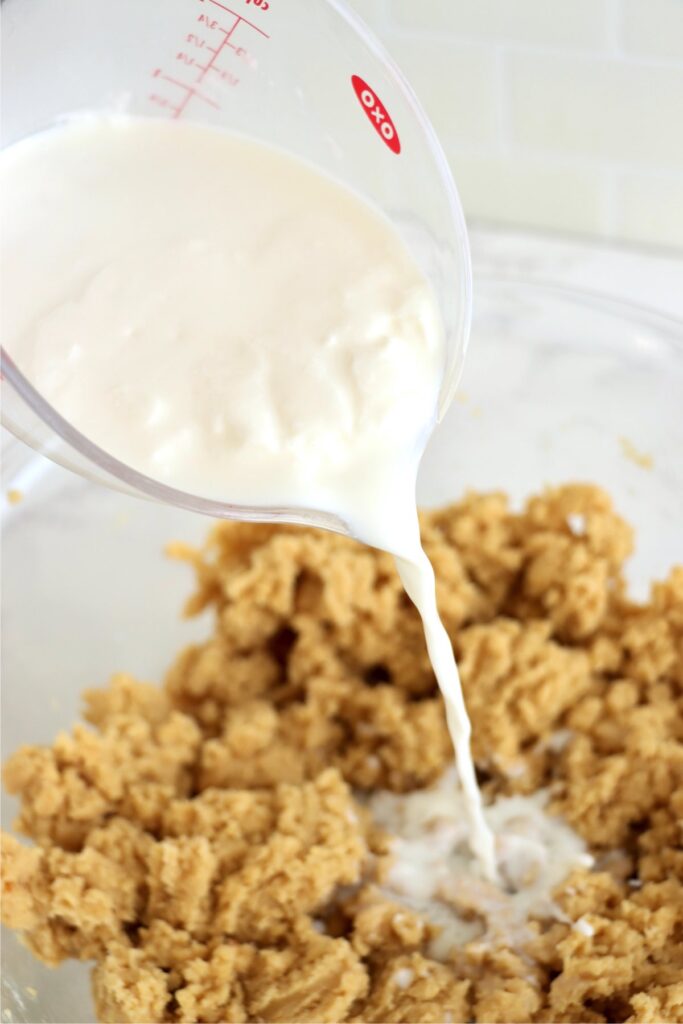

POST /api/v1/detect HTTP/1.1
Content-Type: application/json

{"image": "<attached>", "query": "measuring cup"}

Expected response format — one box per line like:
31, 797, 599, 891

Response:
0, 0, 472, 531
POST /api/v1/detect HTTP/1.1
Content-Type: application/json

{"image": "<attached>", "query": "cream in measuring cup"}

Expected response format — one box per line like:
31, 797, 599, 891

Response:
0, 115, 497, 880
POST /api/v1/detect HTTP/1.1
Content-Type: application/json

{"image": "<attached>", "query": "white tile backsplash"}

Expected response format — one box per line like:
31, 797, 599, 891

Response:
392, 0, 609, 50
507, 53, 683, 169
613, 171, 683, 248
385, 37, 500, 145
448, 151, 604, 234
619, 0, 683, 60
346, 0, 683, 250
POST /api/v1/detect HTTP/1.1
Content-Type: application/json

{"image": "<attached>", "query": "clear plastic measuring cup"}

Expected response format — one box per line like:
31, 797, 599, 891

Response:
0, 0, 472, 531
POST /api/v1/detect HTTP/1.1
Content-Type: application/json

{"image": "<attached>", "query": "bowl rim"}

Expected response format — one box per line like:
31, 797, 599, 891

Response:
475, 272, 683, 346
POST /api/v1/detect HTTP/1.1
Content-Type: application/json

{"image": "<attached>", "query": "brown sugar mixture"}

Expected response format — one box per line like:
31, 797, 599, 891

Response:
2, 484, 682, 1023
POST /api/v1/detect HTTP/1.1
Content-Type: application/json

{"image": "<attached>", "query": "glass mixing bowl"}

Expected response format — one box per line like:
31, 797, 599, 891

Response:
2, 277, 682, 1023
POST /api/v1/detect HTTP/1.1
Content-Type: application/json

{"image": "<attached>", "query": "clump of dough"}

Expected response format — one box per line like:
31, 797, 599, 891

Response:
3, 484, 682, 1023
3, 766, 369, 1021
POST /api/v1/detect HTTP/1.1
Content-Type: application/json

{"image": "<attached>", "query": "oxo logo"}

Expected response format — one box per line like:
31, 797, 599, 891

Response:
351, 75, 401, 155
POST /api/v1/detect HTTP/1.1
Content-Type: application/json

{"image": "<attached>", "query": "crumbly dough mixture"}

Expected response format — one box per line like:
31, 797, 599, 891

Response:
2, 484, 682, 1023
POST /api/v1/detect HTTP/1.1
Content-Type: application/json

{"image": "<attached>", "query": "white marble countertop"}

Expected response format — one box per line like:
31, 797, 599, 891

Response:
470, 226, 683, 322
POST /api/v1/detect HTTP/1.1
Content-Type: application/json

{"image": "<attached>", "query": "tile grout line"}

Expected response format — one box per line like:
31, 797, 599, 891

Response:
382, 26, 683, 70
605, 0, 623, 55
599, 166, 619, 237
494, 46, 512, 156
442, 138, 683, 178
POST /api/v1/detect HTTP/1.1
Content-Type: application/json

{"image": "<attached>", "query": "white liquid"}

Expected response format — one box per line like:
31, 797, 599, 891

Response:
369, 766, 593, 957
1, 116, 496, 880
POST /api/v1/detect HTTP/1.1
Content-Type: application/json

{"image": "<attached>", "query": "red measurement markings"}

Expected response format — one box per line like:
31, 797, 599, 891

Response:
193, 17, 243, 83
149, 0, 267, 119
202, 0, 270, 38
151, 69, 221, 119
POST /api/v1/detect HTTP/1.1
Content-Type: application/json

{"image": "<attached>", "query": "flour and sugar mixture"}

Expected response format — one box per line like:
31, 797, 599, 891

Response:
2, 117, 683, 1024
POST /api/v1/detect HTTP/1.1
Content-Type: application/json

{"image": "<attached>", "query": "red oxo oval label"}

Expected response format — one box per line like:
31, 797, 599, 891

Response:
351, 75, 401, 154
